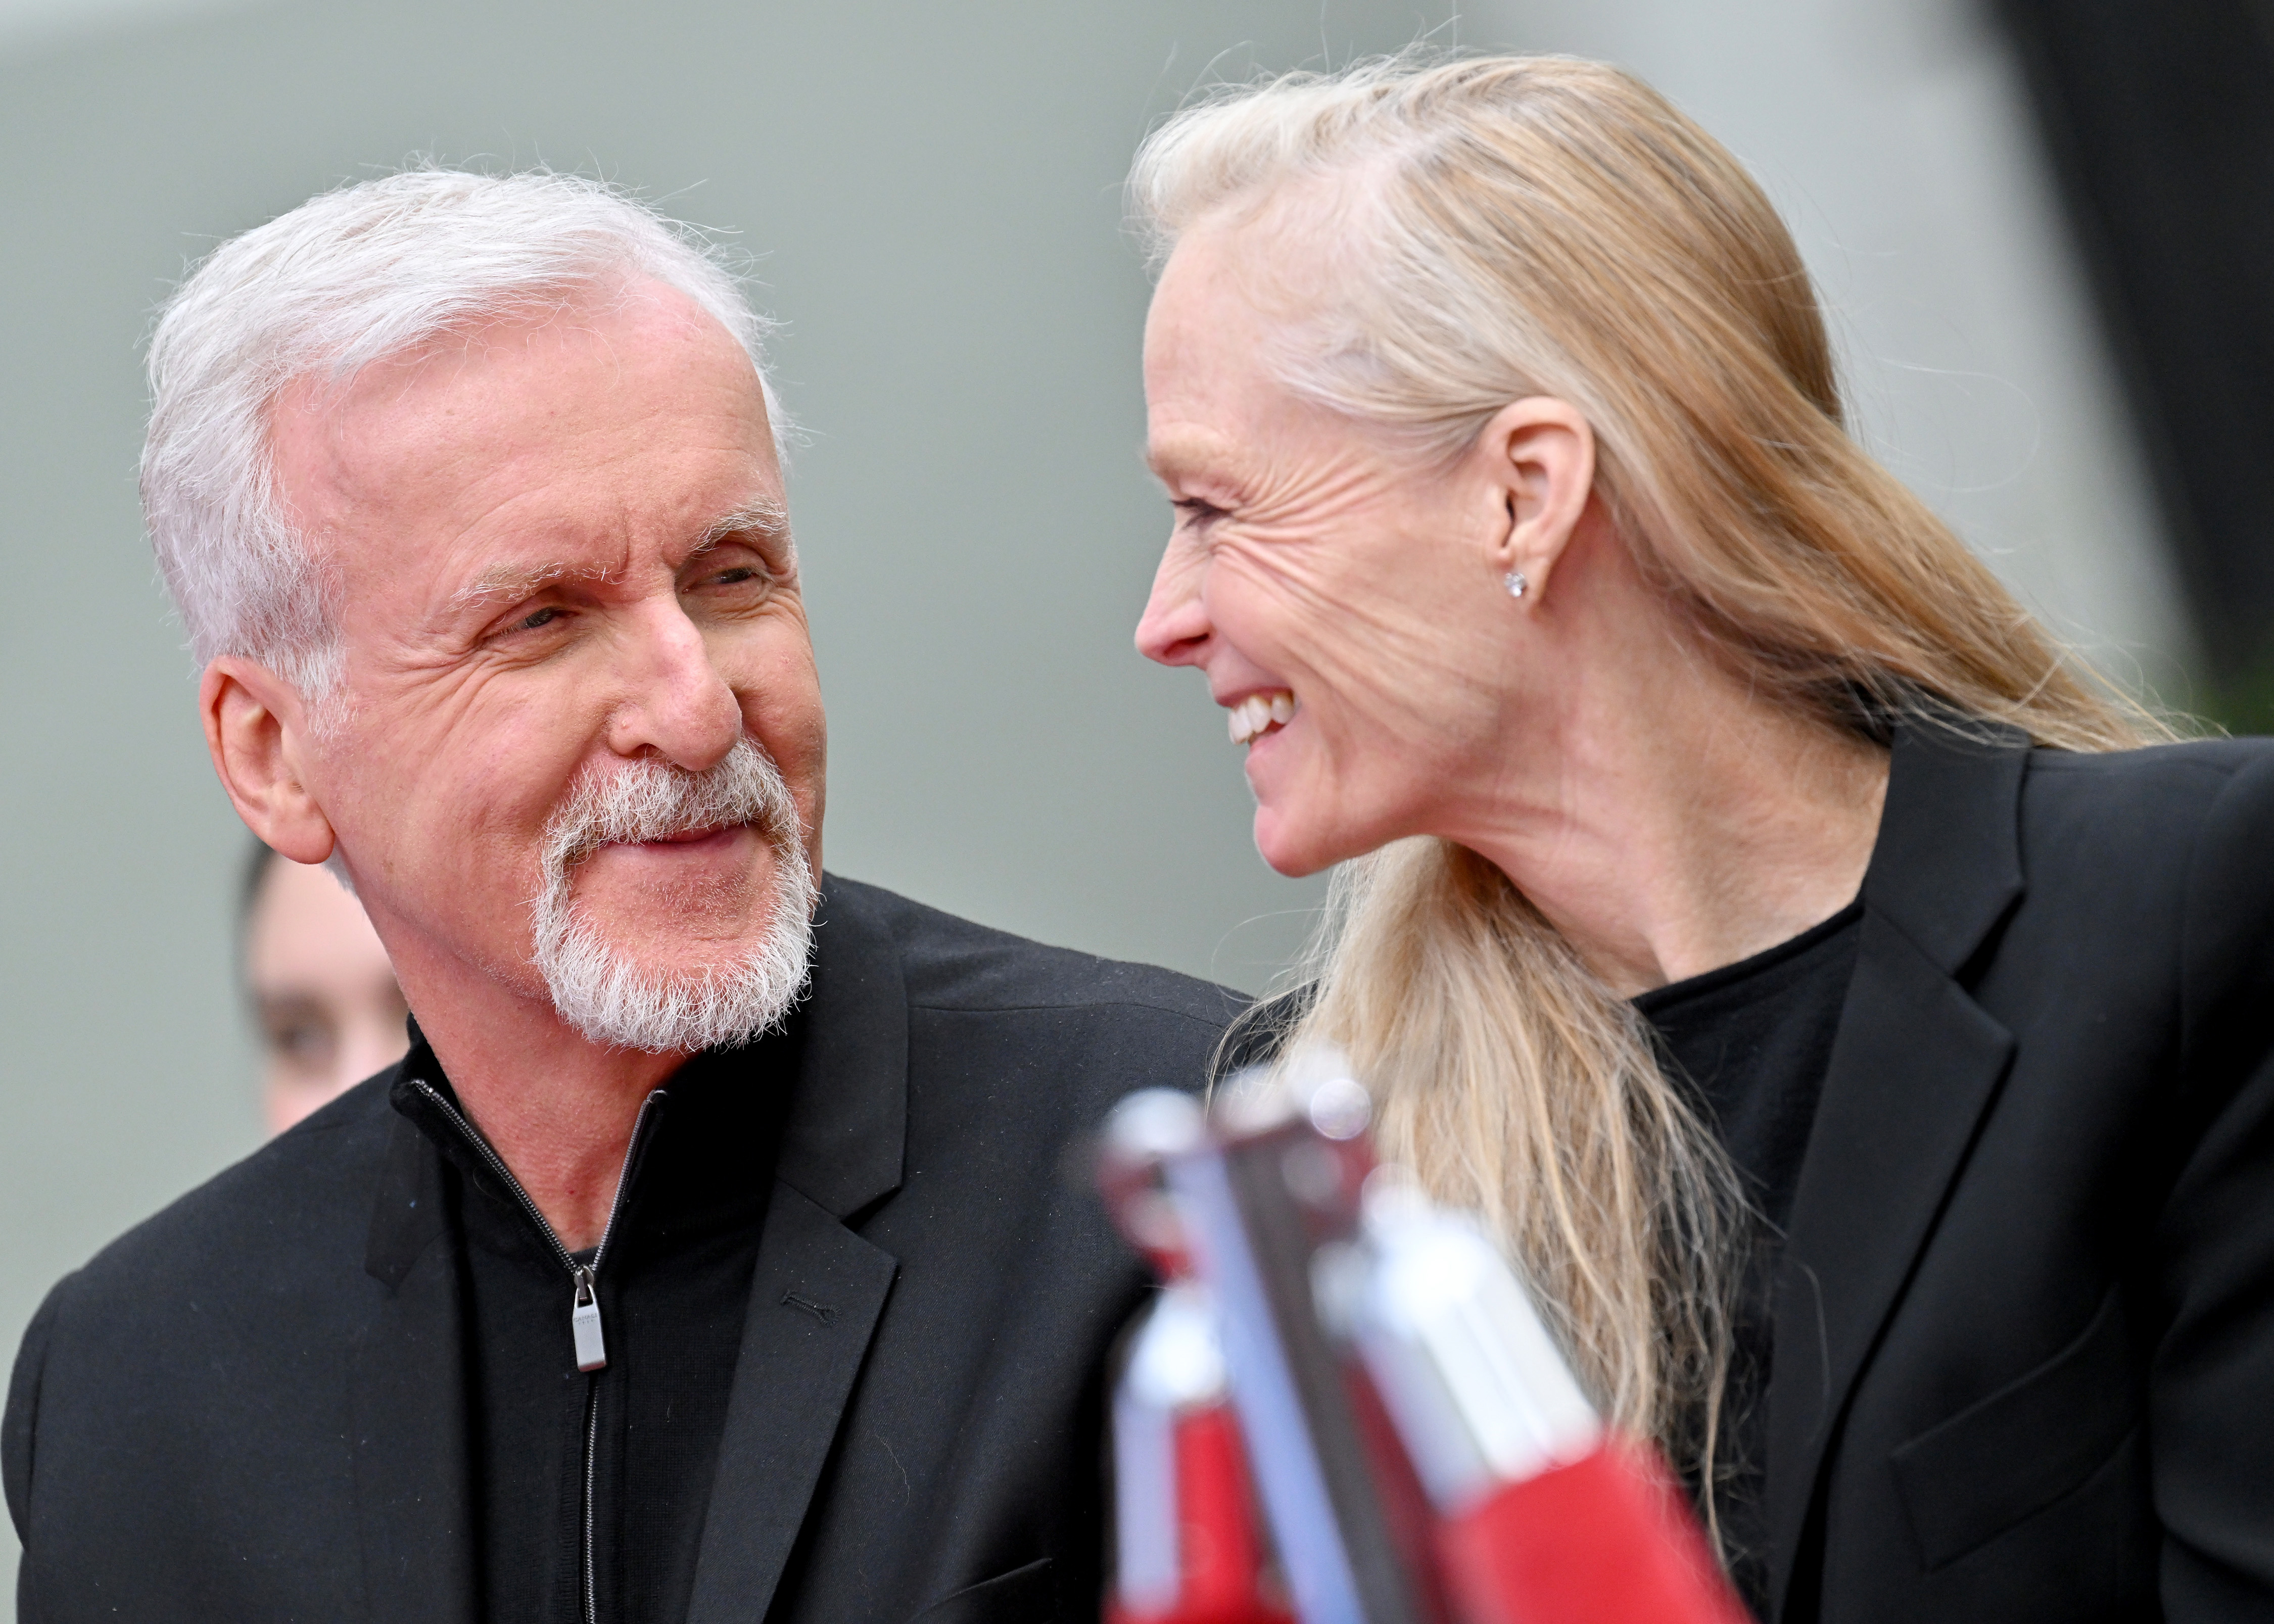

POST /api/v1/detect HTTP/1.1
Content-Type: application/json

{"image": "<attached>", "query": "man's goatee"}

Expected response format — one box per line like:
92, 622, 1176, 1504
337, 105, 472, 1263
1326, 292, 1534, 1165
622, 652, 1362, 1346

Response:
529, 735, 814, 1053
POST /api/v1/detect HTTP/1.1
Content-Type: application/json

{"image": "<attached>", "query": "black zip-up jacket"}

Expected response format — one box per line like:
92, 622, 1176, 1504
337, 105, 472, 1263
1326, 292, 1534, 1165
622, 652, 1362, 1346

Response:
5, 877, 1241, 1623
395, 1038, 777, 1624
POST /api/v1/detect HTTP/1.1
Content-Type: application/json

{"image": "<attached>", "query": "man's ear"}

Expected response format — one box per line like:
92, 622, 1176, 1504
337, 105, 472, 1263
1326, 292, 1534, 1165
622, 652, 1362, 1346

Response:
1473, 397, 1596, 602
200, 656, 337, 866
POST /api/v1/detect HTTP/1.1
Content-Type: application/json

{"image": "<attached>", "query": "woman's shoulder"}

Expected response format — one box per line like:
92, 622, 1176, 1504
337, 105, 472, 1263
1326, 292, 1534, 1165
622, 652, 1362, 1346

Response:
2018, 736, 2274, 980
2028, 732, 2274, 783
2021, 734, 2274, 840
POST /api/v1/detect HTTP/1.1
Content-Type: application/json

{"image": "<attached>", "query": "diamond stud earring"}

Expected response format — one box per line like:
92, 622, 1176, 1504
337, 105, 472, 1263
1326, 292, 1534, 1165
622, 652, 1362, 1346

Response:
1503, 568, 1529, 599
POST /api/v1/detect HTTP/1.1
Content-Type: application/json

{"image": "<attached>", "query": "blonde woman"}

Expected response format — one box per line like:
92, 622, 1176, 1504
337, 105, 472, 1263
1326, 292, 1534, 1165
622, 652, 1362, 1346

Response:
1131, 56, 2274, 1623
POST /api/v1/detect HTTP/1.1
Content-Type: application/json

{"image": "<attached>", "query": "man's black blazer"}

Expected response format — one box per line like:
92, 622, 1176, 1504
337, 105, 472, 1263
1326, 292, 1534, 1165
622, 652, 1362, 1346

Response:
1755, 723, 2274, 1622
4, 878, 1241, 1624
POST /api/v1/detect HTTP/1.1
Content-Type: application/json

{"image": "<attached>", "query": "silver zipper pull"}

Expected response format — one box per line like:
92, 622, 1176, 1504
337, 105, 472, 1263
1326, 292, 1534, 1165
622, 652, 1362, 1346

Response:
571, 1266, 606, 1372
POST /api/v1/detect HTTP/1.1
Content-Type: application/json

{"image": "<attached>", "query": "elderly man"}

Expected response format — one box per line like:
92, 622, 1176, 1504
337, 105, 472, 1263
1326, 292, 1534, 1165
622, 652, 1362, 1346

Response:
3, 171, 1231, 1624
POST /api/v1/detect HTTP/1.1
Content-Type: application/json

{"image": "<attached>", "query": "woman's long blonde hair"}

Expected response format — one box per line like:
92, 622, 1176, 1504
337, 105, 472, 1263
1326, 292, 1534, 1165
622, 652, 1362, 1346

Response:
1131, 55, 2162, 1494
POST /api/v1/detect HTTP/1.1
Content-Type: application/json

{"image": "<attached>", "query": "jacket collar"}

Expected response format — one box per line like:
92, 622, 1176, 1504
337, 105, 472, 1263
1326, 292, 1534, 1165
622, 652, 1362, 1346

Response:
1762, 719, 2030, 1619
1857, 716, 2028, 973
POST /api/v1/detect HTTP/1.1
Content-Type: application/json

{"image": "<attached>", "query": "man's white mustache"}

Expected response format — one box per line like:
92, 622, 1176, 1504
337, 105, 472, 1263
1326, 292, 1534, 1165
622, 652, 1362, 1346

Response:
528, 735, 816, 1054
540, 737, 803, 875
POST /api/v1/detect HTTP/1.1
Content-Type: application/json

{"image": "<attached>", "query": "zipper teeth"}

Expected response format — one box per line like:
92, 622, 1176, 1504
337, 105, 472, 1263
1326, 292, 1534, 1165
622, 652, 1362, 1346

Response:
407, 1079, 662, 1277
410, 1076, 663, 1624
588, 1090, 664, 1272
408, 1079, 582, 1277
583, 1381, 601, 1624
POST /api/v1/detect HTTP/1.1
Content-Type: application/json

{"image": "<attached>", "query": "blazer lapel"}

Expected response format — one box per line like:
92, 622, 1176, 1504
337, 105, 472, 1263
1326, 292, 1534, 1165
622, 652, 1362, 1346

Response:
1762, 724, 2028, 1619
685, 876, 910, 1624
684, 1179, 900, 1624
350, 1110, 478, 1624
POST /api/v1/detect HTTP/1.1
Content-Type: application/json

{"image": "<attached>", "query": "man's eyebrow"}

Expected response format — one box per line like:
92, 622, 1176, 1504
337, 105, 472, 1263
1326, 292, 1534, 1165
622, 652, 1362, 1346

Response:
446, 501, 792, 612
692, 497, 793, 553
450, 560, 615, 609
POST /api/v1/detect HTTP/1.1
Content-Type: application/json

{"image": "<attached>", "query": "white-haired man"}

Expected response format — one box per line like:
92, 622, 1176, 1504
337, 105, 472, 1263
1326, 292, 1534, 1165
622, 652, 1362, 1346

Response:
2, 171, 1234, 1624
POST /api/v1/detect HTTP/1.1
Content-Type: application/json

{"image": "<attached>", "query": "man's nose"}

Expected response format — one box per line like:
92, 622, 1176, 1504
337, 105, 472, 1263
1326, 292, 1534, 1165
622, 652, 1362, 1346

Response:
1134, 549, 1211, 669
606, 602, 742, 770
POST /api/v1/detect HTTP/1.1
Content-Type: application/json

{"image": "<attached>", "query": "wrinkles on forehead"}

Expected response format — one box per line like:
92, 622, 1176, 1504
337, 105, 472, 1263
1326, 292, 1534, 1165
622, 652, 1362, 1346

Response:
263, 278, 783, 656
1145, 241, 1396, 530
267, 276, 765, 509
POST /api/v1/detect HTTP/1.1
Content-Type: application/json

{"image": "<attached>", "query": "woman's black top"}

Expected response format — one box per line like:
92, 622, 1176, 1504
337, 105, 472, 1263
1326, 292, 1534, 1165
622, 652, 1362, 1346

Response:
1635, 897, 1866, 1617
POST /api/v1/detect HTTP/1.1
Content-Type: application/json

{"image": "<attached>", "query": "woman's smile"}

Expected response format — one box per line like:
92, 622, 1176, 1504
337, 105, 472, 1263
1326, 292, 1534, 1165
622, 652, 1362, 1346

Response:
1225, 688, 1296, 745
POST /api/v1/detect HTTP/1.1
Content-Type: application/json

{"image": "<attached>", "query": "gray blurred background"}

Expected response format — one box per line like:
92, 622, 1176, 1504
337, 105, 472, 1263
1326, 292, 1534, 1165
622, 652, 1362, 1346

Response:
0, 0, 2208, 1602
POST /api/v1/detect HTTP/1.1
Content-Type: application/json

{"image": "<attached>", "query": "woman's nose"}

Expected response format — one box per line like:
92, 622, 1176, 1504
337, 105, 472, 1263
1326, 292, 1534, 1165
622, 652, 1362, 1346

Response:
1135, 549, 1211, 668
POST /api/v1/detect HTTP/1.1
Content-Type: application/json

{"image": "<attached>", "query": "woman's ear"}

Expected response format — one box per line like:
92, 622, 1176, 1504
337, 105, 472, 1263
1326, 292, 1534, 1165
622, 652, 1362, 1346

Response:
201, 657, 338, 866
1475, 397, 1596, 601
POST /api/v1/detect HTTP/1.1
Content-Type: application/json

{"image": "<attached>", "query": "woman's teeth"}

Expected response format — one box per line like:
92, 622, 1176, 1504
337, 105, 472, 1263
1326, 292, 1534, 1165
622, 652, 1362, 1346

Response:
1228, 690, 1296, 745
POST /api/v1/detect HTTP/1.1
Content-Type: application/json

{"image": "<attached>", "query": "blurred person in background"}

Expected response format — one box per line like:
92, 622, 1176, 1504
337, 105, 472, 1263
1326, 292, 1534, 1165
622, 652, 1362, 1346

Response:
242, 840, 409, 1135
5, 168, 1233, 1623
1132, 56, 2274, 1624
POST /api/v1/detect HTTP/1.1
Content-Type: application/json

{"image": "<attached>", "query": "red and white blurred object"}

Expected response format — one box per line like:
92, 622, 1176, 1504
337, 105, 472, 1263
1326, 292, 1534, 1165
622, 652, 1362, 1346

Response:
1101, 1091, 1294, 1624
1107, 1284, 1294, 1624
1099, 1060, 1749, 1624
1348, 1179, 1748, 1624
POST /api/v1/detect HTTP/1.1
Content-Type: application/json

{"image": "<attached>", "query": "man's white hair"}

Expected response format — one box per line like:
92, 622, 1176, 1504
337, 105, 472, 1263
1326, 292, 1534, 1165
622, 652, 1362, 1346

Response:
140, 167, 782, 702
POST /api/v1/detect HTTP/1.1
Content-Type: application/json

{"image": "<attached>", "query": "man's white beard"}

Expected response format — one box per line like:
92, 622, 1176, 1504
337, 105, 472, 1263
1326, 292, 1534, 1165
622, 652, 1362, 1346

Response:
530, 737, 816, 1054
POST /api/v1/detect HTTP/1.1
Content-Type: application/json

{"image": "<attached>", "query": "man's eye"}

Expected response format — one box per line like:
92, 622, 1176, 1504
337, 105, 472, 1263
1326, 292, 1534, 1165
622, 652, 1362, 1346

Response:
691, 563, 772, 594
1172, 498, 1228, 529
516, 606, 562, 632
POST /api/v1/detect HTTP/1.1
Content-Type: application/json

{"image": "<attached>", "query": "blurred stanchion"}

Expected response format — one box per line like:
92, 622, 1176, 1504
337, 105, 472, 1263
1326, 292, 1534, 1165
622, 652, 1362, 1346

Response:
1098, 1057, 1748, 1624
1099, 1090, 1295, 1624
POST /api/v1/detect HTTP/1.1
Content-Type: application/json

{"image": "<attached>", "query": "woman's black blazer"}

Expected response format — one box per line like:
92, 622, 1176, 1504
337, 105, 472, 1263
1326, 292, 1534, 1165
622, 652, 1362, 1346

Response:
1761, 720, 2274, 1622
